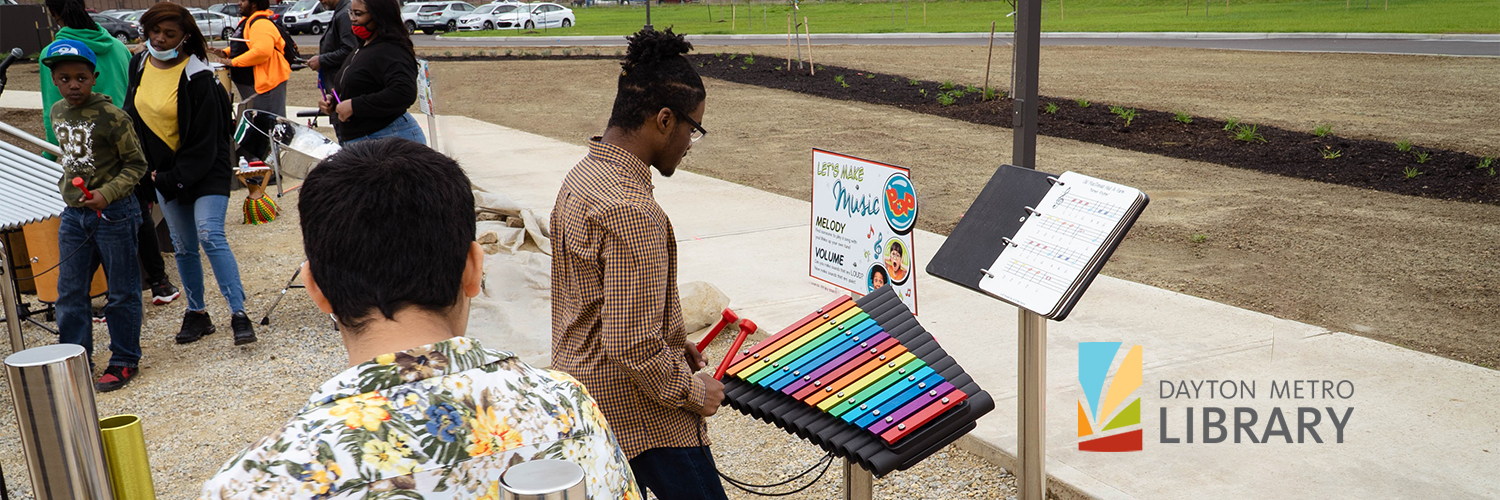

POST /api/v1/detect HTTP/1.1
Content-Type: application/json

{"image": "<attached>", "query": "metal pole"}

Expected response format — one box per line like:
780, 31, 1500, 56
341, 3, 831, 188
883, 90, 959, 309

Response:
4, 344, 117, 500
1014, 0, 1046, 497
1, 240, 23, 353
1018, 309, 1047, 500
841, 459, 873, 500
983, 21, 995, 99
644, 0, 652, 30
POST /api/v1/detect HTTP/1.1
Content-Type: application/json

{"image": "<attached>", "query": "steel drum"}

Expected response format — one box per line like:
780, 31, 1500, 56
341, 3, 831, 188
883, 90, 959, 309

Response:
235, 109, 340, 196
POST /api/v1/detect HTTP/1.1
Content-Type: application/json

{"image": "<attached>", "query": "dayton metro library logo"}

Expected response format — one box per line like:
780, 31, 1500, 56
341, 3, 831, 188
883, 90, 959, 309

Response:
1077, 342, 1143, 452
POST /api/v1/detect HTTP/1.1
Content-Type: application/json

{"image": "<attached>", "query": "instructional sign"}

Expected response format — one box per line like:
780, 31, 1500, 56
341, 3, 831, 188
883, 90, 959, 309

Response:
810, 149, 918, 313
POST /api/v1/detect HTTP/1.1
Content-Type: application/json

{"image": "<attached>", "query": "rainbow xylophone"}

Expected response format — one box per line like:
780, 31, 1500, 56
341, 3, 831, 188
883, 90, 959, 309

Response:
721, 285, 993, 475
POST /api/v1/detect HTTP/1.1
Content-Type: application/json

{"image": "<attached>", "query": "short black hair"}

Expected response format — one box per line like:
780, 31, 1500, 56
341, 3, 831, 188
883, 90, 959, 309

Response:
299, 138, 476, 332
45, 0, 96, 31
245, 0, 270, 14
606, 28, 706, 131
871, 267, 887, 280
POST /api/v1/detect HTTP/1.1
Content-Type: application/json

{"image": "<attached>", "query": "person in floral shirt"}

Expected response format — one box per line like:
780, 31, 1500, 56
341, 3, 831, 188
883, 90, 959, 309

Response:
199, 138, 639, 500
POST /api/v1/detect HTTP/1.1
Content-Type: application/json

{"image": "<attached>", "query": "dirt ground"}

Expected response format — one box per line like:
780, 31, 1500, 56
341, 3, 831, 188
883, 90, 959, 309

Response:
376, 45, 1499, 368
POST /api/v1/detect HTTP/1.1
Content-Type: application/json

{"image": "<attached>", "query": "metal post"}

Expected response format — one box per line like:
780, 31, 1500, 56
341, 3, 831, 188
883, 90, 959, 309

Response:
1, 239, 24, 354
644, 0, 652, 31
1014, 0, 1046, 498
4, 344, 116, 500
841, 459, 873, 500
1018, 309, 1047, 500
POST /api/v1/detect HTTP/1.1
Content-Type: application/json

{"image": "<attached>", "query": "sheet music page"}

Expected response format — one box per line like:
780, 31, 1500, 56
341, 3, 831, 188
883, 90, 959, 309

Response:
978, 171, 1140, 315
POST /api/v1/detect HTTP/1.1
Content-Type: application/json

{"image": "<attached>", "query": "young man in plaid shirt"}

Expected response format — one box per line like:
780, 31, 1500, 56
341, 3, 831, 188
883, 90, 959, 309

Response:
550, 28, 726, 500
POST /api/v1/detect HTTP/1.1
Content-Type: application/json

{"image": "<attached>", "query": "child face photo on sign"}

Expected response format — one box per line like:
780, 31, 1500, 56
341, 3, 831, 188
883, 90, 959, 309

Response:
884, 238, 909, 284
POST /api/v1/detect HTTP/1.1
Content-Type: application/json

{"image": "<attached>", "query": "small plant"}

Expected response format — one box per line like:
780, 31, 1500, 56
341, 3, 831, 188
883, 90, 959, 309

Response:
1173, 111, 1192, 124
1320, 146, 1343, 159
1476, 157, 1494, 170
815, 65, 824, 71
560, 49, 570, 56
1414, 151, 1430, 163
1313, 124, 1333, 137
908, 78, 920, 86
918, 88, 927, 96
1403, 166, 1423, 179
1075, 98, 1090, 108
727, 54, 736, 61
1043, 102, 1059, 114
834, 75, 849, 87
1233, 124, 1267, 143
965, 84, 983, 94
866, 73, 876, 79
984, 87, 1000, 101
740, 65, 748, 70
1395, 139, 1413, 152
715, 52, 724, 58
940, 80, 955, 90
505, 49, 512, 56
774, 65, 782, 71
743, 55, 755, 64
949, 88, 965, 98
1110, 106, 1138, 127
541, 49, 552, 56
444, 51, 452, 57
1223, 117, 1241, 131
1189, 233, 1208, 244
614, 50, 623, 57
937, 93, 956, 106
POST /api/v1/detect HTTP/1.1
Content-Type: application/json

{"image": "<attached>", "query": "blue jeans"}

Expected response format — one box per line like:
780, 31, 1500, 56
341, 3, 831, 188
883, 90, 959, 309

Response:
629, 446, 729, 500
57, 200, 142, 368
344, 113, 427, 146
157, 194, 246, 313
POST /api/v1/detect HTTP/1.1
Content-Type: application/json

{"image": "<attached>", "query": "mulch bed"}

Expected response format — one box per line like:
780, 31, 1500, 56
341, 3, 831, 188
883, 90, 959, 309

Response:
687, 52, 1500, 205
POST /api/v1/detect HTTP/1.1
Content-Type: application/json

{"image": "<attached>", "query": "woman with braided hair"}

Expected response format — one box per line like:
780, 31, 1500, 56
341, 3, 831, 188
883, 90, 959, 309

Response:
551, 28, 726, 500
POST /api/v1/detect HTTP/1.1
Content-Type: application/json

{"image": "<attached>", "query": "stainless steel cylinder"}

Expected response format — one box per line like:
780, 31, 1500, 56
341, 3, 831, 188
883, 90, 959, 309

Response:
500, 459, 586, 500
4, 343, 115, 500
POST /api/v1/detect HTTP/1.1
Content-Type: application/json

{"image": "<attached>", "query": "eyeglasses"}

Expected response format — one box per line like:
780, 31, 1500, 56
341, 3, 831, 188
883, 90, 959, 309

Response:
674, 109, 708, 144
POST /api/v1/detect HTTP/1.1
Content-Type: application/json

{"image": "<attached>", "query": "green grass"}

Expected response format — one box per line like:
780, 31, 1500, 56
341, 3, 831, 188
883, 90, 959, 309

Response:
445, 0, 1496, 38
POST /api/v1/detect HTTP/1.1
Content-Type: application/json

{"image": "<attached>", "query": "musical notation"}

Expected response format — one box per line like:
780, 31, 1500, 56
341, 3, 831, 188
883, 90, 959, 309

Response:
979, 171, 1144, 316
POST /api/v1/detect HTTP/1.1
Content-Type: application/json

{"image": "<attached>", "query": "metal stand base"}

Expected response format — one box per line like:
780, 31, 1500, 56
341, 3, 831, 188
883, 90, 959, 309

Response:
842, 459, 873, 500
258, 267, 305, 326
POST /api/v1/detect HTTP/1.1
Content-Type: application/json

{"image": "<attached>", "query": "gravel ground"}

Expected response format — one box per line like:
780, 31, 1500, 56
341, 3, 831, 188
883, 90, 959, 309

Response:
0, 194, 1016, 499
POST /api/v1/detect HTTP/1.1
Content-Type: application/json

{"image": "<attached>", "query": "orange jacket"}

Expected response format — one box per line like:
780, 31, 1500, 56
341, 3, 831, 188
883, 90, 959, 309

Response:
230, 10, 290, 95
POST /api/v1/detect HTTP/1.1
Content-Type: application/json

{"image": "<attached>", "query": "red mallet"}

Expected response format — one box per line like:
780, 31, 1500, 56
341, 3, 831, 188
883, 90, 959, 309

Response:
714, 318, 758, 380
695, 308, 739, 353
72, 177, 101, 216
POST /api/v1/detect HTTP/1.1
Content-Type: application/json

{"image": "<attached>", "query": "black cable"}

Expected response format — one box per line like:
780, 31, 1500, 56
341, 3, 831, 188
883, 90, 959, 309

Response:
696, 408, 839, 497
26, 218, 99, 279
720, 453, 836, 497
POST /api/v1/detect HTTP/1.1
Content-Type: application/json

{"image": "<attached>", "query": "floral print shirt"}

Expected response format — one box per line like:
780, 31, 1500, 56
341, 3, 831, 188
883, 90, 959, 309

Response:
199, 337, 641, 500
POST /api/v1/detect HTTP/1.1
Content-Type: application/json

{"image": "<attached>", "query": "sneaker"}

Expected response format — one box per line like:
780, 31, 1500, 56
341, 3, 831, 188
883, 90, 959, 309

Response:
176, 310, 216, 344
150, 279, 180, 306
92, 308, 106, 323
232, 311, 257, 345
95, 365, 138, 392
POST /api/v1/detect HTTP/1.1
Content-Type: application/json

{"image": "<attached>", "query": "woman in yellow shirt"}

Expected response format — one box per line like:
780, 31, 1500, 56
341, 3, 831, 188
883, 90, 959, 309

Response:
124, 3, 257, 346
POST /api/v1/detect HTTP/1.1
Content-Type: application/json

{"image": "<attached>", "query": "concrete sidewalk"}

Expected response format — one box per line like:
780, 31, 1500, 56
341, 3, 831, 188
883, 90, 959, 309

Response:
434, 115, 1500, 499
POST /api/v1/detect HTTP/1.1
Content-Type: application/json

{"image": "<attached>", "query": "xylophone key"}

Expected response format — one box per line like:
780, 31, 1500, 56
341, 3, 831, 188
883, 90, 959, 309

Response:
803, 342, 908, 406
782, 331, 890, 396
879, 388, 970, 444
842, 366, 939, 424
829, 357, 929, 418
816, 351, 917, 412
854, 370, 945, 428
789, 334, 896, 401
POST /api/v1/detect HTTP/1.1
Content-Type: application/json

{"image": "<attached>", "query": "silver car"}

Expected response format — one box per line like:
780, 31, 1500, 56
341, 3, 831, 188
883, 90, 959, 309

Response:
189, 10, 235, 40
403, 1, 476, 34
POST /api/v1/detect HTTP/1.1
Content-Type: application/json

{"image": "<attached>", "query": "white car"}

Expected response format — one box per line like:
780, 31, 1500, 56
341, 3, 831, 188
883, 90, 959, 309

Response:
402, 1, 475, 34
525, 2, 574, 29
189, 10, 235, 40
281, 0, 336, 35
456, 2, 526, 31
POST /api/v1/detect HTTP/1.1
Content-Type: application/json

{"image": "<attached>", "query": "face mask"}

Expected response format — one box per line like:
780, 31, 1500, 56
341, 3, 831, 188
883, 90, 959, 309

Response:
351, 24, 372, 39
147, 40, 182, 61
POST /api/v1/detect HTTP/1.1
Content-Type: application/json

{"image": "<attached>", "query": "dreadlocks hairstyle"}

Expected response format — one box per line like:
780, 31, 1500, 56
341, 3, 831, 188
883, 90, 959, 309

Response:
139, 3, 210, 60
364, 0, 416, 56
45, 0, 96, 31
607, 28, 706, 131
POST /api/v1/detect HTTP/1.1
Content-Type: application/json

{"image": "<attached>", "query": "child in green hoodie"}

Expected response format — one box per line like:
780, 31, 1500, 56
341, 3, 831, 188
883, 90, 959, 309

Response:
45, 39, 151, 392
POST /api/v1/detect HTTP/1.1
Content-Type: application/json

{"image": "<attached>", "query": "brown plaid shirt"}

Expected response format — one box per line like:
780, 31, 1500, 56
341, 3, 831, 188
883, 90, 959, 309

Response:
550, 138, 708, 459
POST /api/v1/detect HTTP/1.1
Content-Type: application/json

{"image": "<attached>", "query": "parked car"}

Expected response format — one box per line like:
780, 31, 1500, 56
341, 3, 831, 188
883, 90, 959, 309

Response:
267, 3, 291, 26
115, 9, 145, 30
403, 1, 475, 34
90, 13, 139, 43
490, 2, 534, 29
525, 2, 573, 29
456, 2, 524, 31
281, 0, 335, 34
207, 2, 239, 17
189, 10, 235, 40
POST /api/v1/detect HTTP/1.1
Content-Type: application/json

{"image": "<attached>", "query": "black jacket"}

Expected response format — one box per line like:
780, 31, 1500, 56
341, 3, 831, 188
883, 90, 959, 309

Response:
316, 0, 358, 83
331, 37, 418, 142
123, 53, 235, 203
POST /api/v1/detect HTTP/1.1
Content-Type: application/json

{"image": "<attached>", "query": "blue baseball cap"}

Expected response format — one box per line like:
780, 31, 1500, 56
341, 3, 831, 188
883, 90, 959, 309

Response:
41, 40, 97, 70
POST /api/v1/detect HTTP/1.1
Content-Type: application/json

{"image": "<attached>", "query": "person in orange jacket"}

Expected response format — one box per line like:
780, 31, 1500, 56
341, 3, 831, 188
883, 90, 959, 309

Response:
214, 0, 289, 161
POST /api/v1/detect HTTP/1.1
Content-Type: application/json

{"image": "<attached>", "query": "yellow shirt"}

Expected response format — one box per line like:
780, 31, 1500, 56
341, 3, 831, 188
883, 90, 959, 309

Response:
135, 58, 187, 151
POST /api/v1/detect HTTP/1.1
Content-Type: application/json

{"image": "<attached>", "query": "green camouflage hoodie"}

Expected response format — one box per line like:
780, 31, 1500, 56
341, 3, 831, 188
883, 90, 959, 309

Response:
40, 25, 131, 149
51, 93, 147, 208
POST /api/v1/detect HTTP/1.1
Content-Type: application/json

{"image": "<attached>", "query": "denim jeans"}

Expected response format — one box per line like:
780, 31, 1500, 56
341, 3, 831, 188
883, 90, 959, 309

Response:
344, 113, 427, 146
628, 446, 729, 500
57, 200, 143, 368
157, 194, 247, 313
